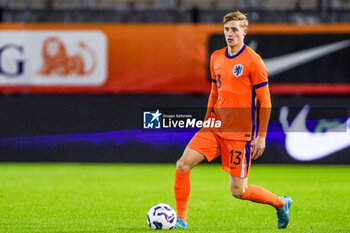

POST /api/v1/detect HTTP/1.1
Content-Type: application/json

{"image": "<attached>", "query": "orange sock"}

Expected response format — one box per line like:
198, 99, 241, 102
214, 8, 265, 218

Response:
240, 185, 285, 209
174, 169, 191, 221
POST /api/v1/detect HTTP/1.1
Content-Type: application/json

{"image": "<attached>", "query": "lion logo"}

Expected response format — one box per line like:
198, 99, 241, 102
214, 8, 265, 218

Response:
37, 37, 97, 76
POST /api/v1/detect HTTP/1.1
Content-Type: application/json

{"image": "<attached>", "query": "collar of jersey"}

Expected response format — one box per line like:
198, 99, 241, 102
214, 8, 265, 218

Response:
225, 44, 246, 59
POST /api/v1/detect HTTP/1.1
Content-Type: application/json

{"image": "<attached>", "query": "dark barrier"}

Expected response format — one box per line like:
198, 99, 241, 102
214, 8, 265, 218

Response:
209, 33, 350, 95
0, 94, 349, 164
209, 34, 350, 83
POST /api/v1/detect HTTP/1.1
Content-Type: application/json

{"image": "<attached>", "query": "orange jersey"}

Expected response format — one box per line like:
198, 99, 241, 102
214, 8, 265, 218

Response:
208, 45, 271, 141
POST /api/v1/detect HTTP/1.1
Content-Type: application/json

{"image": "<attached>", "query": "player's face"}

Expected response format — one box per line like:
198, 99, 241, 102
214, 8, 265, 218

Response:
224, 20, 247, 47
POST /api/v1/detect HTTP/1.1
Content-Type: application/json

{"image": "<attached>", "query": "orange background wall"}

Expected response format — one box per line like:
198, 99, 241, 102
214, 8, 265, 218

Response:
0, 24, 349, 94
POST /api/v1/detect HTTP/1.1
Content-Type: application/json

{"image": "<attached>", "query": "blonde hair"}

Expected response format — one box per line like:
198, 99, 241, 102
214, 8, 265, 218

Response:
223, 11, 248, 29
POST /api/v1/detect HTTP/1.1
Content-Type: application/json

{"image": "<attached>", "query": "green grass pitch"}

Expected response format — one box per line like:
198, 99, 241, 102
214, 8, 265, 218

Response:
0, 163, 349, 233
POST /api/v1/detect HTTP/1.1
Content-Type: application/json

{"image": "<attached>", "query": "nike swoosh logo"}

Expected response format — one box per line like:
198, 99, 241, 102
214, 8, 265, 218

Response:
249, 39, 350, 76
214, 67, 220, 71
279, 105, 350, 161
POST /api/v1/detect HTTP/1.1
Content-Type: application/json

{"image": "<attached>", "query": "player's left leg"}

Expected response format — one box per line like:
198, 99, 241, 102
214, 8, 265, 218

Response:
223, 140, 292, 229
230, 176, 292, 229
230, 175, 284, 208
230, 175, 292, 228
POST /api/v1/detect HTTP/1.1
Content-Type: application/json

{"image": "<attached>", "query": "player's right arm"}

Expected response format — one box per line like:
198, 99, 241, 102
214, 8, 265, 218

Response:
204, 55, 218, 121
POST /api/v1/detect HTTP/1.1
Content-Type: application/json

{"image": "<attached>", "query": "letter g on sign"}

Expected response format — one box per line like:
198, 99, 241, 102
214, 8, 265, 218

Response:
0, 44, 24, 77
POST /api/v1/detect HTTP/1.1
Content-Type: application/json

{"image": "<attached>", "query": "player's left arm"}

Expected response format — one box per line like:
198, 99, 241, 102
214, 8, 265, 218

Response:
252, 85, 271, 160
250, 55, 271, 160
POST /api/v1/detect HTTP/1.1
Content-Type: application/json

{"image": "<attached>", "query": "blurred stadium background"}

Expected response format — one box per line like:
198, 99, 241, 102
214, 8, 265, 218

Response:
0, 0, 349, 165
1, 0, 350, 23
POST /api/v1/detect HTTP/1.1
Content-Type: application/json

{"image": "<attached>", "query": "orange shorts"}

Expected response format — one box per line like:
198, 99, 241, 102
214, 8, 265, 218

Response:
187, 129, 253, 178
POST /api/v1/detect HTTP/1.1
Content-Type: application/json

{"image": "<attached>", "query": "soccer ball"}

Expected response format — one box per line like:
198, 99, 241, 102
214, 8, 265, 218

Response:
147, 203, 177, 230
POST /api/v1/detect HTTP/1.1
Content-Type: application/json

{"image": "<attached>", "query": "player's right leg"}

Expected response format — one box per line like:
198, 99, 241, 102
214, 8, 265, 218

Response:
174, 130, 220, 229
176, 147, 205, 172
174, 148, 205, 229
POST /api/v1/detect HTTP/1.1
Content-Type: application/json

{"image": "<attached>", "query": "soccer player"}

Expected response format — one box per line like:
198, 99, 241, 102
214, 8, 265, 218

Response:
173, 11, 292, 229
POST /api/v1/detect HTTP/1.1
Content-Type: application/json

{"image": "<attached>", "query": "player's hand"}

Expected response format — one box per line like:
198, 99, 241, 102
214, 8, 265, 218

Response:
252, 136, 266, 160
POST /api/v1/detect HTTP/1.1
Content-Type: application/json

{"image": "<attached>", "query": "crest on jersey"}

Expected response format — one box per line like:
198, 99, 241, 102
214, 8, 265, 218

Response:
233, 64, 244, 77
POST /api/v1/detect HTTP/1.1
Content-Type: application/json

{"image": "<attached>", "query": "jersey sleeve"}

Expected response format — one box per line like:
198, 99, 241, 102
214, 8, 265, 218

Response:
209, 53, 218, 90
250, 54, 268, 87
255, 84, 271, 137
